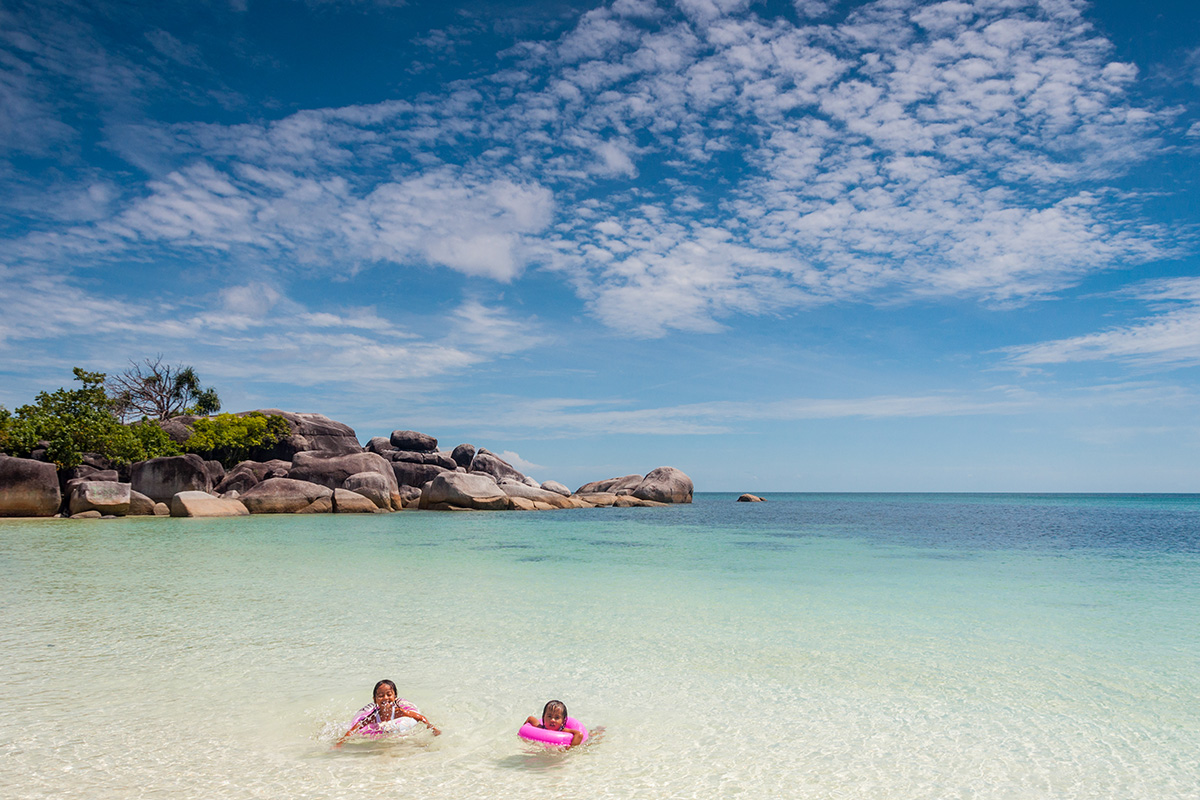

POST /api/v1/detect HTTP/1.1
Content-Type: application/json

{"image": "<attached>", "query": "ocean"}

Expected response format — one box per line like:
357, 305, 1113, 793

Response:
2, 493, 1197, 799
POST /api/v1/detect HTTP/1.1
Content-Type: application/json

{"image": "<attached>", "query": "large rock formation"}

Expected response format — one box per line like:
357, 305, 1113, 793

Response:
68, 481, 131, 516
0, 456, 62, 517
450, 443, 475, 469
420, 471, 509, 511
343, 471, 400, 511
331, 488, 379, 513
213, 459, 290, 494
243, 409, 363, 459
169, 491, 249, 517
632, 467, 694, 504
239, 478, 332, 514
131, 454, 212, 503
392, 460, 450, 489
388, 450, 458, 469
469, 449, 527, 484
389, 430, 437, 452
288, 451, 397, 494
499, 480, 577, 510
576, 474, 643, 496
159, 410, 362, 461
128, 490, 158, 516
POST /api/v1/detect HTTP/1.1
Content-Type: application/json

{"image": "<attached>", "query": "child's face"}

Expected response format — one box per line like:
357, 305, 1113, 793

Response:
374, 684, 397, 706
543, 708, 566, 730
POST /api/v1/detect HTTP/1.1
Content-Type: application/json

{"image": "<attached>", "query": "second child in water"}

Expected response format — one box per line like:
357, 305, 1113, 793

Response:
525, 700, 584, 747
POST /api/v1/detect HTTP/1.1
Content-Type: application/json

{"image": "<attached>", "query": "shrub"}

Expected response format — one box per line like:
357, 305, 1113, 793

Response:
2, 369, 180, 467
183, 412, 290, 467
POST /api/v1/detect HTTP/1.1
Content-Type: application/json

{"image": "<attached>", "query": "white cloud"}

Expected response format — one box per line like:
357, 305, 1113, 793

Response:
1003, 278, 1200, 368
0, 264, 545, 393
495, 450, 545, 475
1, 0, 1179, 340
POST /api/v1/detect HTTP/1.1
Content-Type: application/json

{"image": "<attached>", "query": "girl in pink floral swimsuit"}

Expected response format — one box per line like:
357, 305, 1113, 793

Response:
335, 679, 440, 744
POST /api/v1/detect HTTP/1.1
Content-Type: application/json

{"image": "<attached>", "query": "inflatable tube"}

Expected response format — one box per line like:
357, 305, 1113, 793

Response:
348, 703, 421, 738
518, 717, 588, 746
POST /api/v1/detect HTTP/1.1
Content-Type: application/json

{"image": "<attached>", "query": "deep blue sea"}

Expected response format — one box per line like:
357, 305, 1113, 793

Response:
2, 493, 1197, 799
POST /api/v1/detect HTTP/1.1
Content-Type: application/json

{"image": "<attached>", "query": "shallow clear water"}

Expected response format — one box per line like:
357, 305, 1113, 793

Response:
2, 493, 1198, 799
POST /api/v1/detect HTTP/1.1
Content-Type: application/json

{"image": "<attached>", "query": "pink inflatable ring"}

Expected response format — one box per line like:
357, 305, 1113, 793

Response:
518, 717, 589, 746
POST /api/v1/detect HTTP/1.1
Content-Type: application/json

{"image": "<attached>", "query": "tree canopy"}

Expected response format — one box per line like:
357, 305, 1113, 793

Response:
0, 368, 179, 467
108, 357, 221, 421
0, 366, 288, 470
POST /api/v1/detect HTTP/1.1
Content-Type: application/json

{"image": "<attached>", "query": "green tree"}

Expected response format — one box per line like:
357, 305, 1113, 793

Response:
183, 412, 290, 467
3, 368, 180, 468
108, 356, 221, 421
0, 405, 11, 453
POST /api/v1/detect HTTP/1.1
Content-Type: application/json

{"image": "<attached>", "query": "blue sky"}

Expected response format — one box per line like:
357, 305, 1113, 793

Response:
1, 0, 1198, 491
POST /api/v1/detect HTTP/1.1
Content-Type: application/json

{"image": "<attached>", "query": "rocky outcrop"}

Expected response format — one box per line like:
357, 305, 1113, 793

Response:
614, 495, 668, 507
364, 436, 393, 455
331, 488, 379, 513
239, 478, 332, 514
392, 460, 449, 489
58, 465, 117, 493
204, 460, 225, 485
576, 474, 643, 496
343, 471, 399, 510
245, 409, 363, 459
469, 449, 527, 484
288, 451, 397, 494
0, 456, 62, 517
738, 493, 765, 502
214, 459, 290, 494
131, 454, 212, 503
128, 490, 157, 516
68, 480, 131, 516
499, 480, 576, 509
387, 449, 457, 469
632, 467, 693, 504
169, 491, 249, 517
397, 485, 422, 506
420, 471, 509, 511
576, 492, 618, 507
541, 480, 570, 497
160, 410, 362, 460
450, 443, 475, 469
390, 430, 437, 452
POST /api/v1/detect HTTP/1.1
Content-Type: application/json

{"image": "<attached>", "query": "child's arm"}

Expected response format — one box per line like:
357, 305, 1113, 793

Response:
400, 709, 441, 735
333, 707, 375, 747
525, 716, 541, 727
564, 726, 583, 747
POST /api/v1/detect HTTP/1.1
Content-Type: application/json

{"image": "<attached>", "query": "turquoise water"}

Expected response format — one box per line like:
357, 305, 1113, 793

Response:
2, 493, 1198, 799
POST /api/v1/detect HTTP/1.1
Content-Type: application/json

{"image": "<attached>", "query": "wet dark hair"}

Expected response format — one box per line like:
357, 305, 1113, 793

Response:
542, 699, 567, 721
373, 679, 397, 698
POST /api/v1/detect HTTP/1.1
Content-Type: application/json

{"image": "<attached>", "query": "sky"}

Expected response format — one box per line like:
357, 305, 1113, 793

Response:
1, 0, 1198, 492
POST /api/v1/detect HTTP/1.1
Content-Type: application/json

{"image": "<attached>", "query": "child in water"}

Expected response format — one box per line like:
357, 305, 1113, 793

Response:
525, 700, 584, 746
336, 679, 440, 744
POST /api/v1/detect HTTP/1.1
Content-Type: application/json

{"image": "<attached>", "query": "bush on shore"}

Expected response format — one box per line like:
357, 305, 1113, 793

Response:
0, 367, 279, 470
0, 369, 182, 468
183, 412, 291, 468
